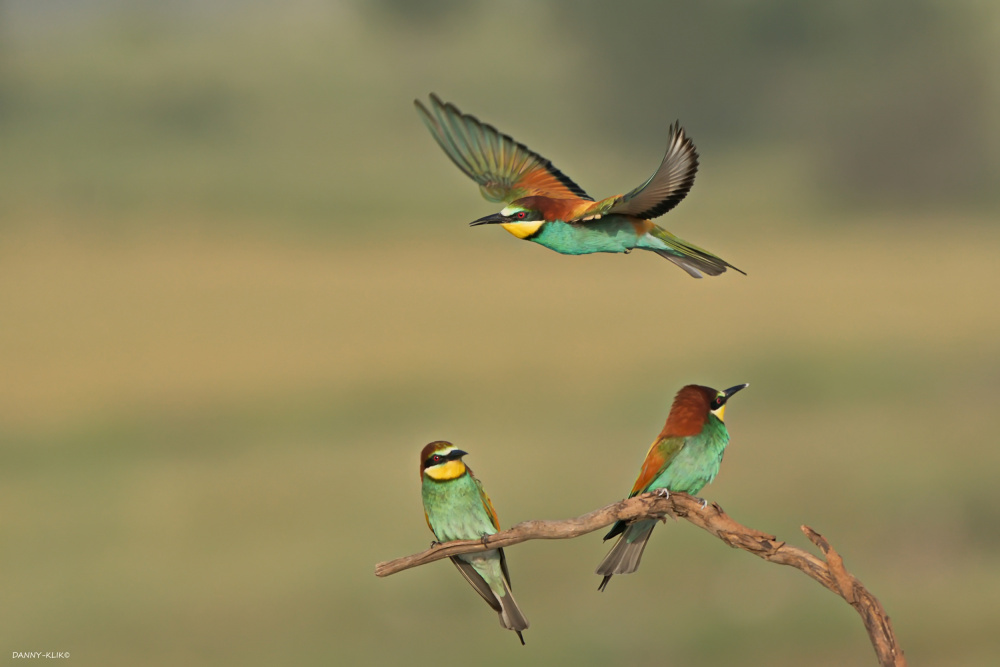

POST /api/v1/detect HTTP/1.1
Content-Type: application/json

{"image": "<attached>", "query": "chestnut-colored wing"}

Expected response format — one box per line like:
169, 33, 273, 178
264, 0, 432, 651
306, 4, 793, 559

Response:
629, 435, 686, 496
416, 94, 593, 204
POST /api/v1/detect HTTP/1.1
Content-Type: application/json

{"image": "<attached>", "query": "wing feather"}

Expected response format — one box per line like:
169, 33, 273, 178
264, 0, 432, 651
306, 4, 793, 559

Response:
470, 472, 501, 531
499, 547, 513, 589
416, 94, 593, 204
629, 435, 687, 496
602, 121, 698, 220
449, 557, 502, 612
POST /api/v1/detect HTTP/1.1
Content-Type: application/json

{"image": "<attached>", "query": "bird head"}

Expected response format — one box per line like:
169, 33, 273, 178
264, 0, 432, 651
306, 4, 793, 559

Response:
469, 204, 545, 239
661, 383, 749, 437
419, 441, 469, 481
708, 383, 749, 422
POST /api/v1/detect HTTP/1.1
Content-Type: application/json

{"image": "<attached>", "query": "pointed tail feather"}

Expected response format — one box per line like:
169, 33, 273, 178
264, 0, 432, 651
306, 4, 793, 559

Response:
645, 226, 744, 278
497, 577, 529, 644
497, 547, 528, 643
450, 554, 527, 643
596, 520, 656, 592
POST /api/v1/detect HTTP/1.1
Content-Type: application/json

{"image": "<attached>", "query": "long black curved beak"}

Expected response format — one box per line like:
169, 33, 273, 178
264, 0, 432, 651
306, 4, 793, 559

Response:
722, 383, 749, 401
469, 213, 506, 227
447, 449, 469, 460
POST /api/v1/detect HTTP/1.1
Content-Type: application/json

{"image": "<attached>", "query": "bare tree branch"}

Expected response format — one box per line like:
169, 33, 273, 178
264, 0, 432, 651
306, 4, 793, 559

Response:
375, 492, 906, 667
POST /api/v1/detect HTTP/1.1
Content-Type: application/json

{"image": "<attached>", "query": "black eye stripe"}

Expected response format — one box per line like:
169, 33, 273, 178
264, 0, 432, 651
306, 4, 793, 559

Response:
425, 451, 462, 467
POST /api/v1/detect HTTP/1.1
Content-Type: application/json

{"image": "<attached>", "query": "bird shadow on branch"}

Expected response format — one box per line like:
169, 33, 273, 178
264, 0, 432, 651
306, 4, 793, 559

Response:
375, 492, 906, 667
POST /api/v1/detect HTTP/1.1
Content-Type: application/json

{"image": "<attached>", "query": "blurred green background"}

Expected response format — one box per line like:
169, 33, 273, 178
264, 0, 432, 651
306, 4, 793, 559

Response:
2, 1, 999, 665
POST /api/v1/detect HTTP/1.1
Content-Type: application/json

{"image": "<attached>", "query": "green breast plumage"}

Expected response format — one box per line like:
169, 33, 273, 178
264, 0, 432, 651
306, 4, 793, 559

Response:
422, 473, 497, 542
528, 217, 642, 255
646, 416, 730, 495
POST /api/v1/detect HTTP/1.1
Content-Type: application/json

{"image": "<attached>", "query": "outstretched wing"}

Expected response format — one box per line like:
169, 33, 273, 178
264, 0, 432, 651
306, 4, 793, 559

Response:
629, 435, 687, 496
415, 94, 593, 204
597, 121, 698, 220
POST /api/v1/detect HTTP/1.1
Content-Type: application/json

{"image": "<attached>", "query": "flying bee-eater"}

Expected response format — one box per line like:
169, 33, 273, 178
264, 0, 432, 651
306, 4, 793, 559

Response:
415, 94, 743, 278
596, 383, 748, 591
420, 441, 529, 644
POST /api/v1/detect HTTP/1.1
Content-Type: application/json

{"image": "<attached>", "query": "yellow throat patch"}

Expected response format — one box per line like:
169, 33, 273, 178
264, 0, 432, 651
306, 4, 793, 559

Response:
425, 459, 467, 481
500, 220, 545, 239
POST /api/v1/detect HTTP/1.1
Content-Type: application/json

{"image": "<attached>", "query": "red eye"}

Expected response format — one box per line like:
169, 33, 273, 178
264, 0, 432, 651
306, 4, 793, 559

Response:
516, 211, 526, 219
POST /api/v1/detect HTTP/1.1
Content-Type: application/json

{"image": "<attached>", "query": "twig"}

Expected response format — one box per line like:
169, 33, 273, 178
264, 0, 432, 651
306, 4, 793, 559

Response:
375, 492, 905, 667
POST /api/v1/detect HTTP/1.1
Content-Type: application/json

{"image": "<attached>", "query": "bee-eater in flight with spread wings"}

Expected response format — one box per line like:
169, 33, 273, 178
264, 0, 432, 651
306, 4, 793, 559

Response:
415, 94, 743, 278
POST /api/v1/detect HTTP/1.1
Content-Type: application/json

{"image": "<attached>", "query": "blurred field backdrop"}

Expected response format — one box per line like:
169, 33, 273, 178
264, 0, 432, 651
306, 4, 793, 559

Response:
2, 1, 999, 665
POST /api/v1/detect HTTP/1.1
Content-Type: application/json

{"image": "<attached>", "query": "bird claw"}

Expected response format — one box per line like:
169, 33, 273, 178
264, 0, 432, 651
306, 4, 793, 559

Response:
692, 497, 708, 510
480, 534, 490, 547
655, 488, 670, 499
429, 540, 442, 548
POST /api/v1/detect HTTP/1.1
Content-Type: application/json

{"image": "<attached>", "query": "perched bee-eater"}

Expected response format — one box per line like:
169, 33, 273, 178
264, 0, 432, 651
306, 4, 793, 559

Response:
415, 94, 743, 278
596, 383, 748, 591
420, 441, 529, 643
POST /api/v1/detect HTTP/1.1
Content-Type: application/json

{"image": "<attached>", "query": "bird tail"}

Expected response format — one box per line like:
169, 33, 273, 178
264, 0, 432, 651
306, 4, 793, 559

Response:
450, 551, 528, 644
645, 226, 744, 278
496, 547, 528, 643
595, 519, 657, 592
497, 577, 530, 644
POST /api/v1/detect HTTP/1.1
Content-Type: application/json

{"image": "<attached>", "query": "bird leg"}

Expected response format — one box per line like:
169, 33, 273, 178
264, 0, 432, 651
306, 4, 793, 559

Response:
654, 488, 675, 524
